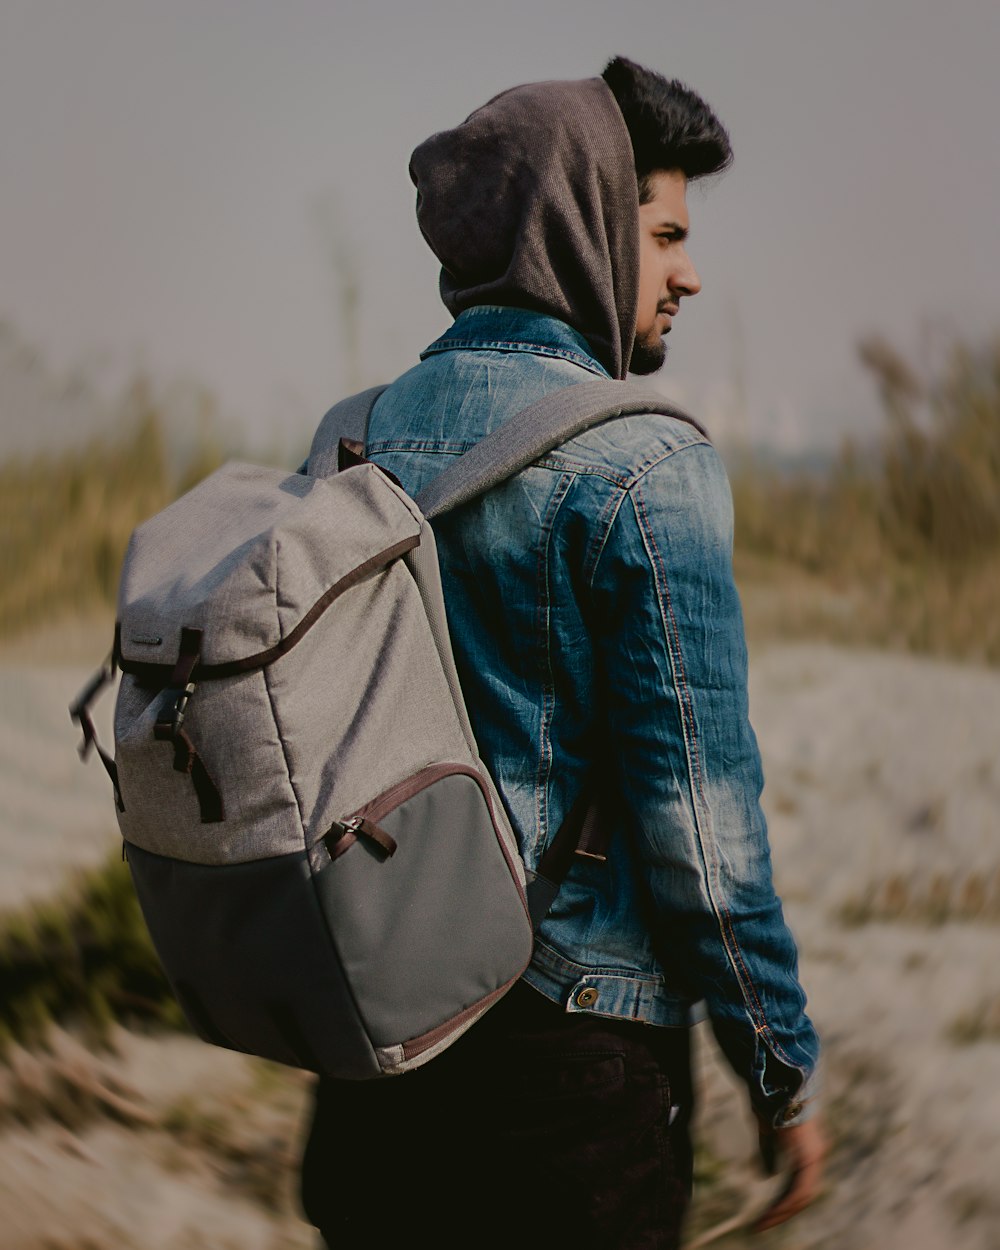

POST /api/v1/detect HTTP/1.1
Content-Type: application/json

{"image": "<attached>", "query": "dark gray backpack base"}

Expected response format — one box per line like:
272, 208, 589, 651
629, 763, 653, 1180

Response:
128, 765, 528, 1077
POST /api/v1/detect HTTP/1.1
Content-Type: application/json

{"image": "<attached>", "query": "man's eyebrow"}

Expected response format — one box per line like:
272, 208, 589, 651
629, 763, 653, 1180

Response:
655, 219, 689, 240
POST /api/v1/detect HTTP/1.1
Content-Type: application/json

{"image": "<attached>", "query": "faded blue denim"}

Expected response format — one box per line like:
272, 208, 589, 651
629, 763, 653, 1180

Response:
366, 305, 819, 1125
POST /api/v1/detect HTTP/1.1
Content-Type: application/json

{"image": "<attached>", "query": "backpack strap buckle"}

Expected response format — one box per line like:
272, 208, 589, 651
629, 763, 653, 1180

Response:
154, 628, 202, 742
170, 681, 197, 736
151, 628, 225, 825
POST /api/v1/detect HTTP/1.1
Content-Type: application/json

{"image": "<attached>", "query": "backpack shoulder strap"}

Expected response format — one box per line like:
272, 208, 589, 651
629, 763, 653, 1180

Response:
305, 378, 707, 511
414, 378, 709, 520
306, 384, 388, 479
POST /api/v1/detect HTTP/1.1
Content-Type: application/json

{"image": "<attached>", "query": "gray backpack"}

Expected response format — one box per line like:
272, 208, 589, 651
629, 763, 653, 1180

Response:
71, 378, 704, 1079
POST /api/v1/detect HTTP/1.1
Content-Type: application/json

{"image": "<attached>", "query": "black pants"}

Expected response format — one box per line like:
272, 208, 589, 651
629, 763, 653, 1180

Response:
300, 981, 694, 1250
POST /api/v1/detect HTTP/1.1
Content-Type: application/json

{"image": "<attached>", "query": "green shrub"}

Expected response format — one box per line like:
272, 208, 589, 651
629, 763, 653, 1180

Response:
0, 850, 185, 1052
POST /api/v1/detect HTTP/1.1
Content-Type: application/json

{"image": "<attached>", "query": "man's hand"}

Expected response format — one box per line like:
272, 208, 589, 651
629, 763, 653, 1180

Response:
752, 1114, 828, 1233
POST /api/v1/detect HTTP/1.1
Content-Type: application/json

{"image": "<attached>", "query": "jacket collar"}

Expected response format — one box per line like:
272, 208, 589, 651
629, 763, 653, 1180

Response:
421, 306, 611, 378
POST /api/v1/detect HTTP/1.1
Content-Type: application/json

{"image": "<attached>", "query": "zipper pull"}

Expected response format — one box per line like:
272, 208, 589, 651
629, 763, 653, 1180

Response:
342, 816, 397, 858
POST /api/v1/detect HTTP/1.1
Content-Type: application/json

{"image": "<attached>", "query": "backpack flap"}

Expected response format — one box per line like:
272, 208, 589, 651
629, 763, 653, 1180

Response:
117, 460, 422, 671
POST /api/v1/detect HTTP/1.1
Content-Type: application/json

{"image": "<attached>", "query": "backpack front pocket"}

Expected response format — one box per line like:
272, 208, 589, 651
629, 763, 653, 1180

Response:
311, 763, 532, 1058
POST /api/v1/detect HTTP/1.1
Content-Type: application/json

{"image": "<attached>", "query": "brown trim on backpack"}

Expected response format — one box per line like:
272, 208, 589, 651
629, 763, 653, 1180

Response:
353, 761, 531, 916
151, 628, 225, 823
337, 437, 405, 490
117, 533, 421, 681
69, 654, 125, 812
155, 725, 225, 824
323, 825, 359, 862
323, 816, 397, 862
400, 977, 522, 1061
343, 760, 609, 927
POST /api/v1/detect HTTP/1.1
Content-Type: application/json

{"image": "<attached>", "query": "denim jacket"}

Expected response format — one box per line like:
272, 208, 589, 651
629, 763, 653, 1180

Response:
365, 305, 819, 1127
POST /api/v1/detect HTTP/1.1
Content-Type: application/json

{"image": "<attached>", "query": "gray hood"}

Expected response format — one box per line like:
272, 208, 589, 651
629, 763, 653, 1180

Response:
409, 77, 639, 380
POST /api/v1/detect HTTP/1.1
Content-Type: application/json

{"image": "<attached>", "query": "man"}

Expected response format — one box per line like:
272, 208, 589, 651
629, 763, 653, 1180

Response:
302, 56, 825, 1249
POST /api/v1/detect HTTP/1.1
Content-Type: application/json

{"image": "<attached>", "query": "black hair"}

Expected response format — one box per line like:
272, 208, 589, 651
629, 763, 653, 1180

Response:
602, 55, 732, 202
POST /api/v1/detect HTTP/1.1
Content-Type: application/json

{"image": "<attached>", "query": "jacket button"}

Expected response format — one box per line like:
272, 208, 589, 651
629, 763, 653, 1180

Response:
575, 987, 599, 1008
780, 1102, 804, 1125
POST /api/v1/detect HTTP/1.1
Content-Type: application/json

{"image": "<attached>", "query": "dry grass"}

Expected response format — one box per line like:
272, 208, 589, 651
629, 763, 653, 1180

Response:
946, 995, 1000, 1046
732, 335, 1000, 665
0, 1030, 310, 1225
0, 1028, 156, 1132
0, 374, 226, 642
836, 868, 1000, 928
948, 1183, 1000, 1226
159, 1089, 302, 1214
3, 332, 999, 667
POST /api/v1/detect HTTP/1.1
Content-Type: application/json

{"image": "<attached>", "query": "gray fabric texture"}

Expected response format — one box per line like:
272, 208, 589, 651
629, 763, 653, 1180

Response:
312, 771, 533, 1051
127, 842, 380, 1078
409, 77, 639, 379
116, 667, 304, 863
117, 544, 486, 865
413, 379, 707, 520
262, 557, 485, 855
306, 384, 387, 480
118, 461, 421, 667
403, 524, 479, 760
115, 438, 535, 1077
309, 379, 705, 523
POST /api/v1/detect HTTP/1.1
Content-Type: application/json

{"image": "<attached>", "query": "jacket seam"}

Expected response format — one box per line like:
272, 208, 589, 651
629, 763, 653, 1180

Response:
367, 439, 467, 455
537, 434, 710, 490
622, 436, 712, 490
368, 428, 709, 486
533, 937, 668, 985
630, 481, 800, 1073
421, 339, 609, 376
534, 458, 633, 487
533, 473, 576, 854
585, 442, 709, 588
584, 484, 630, 588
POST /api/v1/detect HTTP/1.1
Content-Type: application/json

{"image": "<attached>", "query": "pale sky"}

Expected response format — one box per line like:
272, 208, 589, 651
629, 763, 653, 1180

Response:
2, 0, 999, 458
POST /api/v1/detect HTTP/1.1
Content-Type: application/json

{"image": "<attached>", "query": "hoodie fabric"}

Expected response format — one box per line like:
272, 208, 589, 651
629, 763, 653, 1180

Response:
409, 77, 639, 380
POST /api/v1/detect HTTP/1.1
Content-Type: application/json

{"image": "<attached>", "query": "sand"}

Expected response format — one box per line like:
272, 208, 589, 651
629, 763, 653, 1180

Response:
2, 623, 999, 1249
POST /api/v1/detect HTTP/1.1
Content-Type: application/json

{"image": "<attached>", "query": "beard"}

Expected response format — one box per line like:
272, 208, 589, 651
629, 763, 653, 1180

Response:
628, 328, 668, 376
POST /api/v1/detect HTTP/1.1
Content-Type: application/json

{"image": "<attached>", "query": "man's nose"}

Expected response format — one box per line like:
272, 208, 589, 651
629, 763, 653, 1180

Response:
672, 248, 702, 298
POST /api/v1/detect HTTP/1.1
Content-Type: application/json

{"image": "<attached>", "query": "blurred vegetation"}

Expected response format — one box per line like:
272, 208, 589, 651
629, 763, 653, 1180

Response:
0, 374, 227, 641
731, 333, 1000, 664
947, 994, 1000, 1047
0, 850, 185, 1054
837, 867, 1000, 928
1, 331, 998, 664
